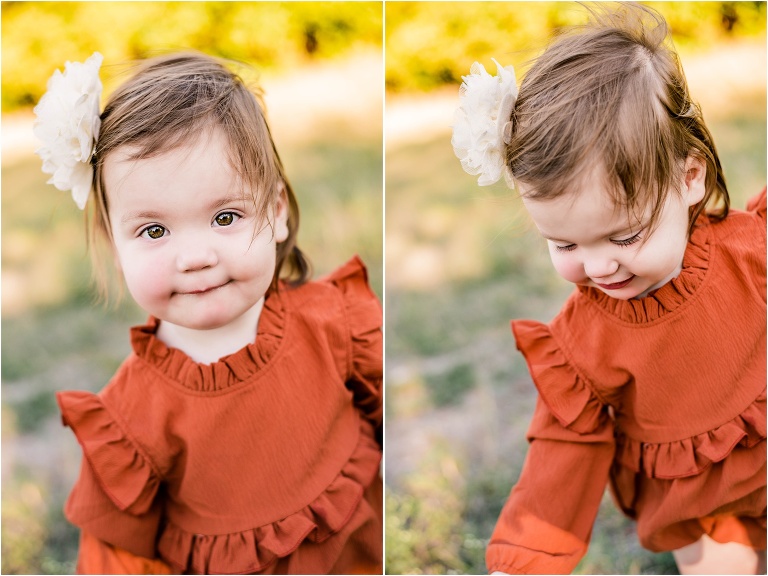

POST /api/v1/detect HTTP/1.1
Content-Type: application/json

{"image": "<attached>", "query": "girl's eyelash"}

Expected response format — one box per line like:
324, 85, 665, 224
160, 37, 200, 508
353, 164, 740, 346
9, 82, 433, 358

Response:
553, 230, 642, 252
613, 231, 642, 247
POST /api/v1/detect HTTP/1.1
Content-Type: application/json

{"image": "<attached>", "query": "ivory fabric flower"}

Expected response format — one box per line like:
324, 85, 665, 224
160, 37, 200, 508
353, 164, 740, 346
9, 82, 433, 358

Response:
34, 52, 103, 210
451, 59, 518, 186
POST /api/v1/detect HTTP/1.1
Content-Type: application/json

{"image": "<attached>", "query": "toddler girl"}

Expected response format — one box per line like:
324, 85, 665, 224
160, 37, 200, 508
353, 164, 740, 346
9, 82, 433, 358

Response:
452, 4, 765, 574
35, 52, 382, 574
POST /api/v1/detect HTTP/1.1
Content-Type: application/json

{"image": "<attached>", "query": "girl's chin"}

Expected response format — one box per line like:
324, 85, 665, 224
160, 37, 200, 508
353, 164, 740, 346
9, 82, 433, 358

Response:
597, 289, 636, 301
573, 280, 642, 301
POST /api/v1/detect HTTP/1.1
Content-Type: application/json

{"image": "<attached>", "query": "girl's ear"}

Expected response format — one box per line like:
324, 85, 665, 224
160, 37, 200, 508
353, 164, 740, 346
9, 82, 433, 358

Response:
682, 155, 707, 207
273, 185, 289, 243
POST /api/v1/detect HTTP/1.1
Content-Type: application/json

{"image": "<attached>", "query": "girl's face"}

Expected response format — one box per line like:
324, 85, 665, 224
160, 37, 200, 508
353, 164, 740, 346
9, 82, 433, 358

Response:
520, 160, 706, 300
104, 128, 288, 331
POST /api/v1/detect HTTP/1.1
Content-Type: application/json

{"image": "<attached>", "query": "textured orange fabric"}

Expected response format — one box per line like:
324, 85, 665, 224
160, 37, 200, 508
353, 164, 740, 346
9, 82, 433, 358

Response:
487, 191, 767, 574
58, 256, 383, 574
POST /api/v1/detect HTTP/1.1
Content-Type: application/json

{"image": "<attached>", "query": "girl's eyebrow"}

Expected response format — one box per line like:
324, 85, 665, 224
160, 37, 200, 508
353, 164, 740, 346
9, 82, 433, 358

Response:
540, 221, 647, 243
209, 194, 247, 210
543, 235, 571, 244
121, 210, 163, 224
604, 220, 648, 237
120, 195, 247, 224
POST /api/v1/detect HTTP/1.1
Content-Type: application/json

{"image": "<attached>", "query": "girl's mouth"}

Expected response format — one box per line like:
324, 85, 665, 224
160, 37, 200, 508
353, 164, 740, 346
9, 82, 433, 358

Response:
181, 281, 231, 295
596, 276, 635, 290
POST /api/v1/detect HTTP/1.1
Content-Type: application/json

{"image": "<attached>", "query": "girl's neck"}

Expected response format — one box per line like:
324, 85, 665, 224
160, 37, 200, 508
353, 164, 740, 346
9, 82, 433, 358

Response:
156, 298, 265, 364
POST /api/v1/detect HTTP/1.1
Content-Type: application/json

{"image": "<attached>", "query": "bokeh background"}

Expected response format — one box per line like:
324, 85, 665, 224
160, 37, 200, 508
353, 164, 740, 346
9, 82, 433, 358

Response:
385, 2, 766, 574
1, 2, 382, 573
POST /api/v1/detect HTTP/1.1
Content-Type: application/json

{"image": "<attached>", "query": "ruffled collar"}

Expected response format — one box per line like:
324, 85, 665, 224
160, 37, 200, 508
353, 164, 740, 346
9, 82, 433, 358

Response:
578, 215, 712, 323
130, 289, 287, 392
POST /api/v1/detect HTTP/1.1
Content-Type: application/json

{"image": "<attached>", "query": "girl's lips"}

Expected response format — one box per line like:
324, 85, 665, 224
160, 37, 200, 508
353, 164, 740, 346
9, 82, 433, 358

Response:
180, 281, 230, 295
596, 275, 635, 290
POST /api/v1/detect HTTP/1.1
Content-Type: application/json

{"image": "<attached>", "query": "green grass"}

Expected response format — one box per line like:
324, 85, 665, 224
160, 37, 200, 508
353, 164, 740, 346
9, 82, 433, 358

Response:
424, 363, 475, 408
284, 135, 383, 297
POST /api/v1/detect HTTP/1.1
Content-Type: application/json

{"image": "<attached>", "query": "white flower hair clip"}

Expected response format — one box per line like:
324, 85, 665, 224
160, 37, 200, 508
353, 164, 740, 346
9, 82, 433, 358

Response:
451, 58, 518, 187
34, 52, 103, 210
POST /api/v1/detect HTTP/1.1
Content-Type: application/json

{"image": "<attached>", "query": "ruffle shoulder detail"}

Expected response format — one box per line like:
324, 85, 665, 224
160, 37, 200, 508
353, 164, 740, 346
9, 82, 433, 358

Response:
129, 291, 286, 392
512, 320, 605, 434
746, 187, 766, 221
615, 389, 767, 480
56, 390, 160, 514
157, 419, 381, 575
324, 256, 383, 432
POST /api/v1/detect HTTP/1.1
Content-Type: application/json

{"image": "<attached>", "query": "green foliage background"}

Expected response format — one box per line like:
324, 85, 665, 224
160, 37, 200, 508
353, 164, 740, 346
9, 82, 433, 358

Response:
1, 1, 382, 111
385, 1, 766, 91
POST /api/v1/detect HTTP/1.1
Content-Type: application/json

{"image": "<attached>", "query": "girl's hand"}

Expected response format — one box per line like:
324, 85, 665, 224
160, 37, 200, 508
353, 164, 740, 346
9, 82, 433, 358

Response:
77, 531, 173, 575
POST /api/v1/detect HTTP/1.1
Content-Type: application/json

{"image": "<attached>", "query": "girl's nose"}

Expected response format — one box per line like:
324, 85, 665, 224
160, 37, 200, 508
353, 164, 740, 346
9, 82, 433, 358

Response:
583, 254, 620, 280
176, 241, 218, 272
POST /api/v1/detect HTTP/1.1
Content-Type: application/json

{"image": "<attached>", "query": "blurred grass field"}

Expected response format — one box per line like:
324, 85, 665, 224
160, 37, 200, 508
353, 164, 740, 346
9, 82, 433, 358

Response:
384, 14, 767, 576
1, 50, 382, 573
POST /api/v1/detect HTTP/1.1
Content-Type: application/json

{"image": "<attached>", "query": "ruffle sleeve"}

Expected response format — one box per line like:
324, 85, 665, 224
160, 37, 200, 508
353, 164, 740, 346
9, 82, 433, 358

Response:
746, 187, 766, 221
326, 256, 383, 444
57, 390, 163, 559
512, 320, 606, 434
486, 320, 615, 574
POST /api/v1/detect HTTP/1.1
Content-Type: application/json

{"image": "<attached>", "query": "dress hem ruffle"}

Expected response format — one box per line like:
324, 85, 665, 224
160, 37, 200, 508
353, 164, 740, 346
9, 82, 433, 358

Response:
512, 321, 767, 480
59, 388, 381, 575
158, 419, 381, 574
615, 389, 767, 479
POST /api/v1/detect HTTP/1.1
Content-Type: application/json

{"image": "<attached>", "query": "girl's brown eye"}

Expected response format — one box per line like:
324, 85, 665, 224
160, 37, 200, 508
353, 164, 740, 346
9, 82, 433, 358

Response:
142, 225, 166, 239
214, 212, 236, 227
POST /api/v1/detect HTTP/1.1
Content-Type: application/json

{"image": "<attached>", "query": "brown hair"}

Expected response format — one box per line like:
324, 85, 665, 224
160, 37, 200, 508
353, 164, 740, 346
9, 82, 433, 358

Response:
89, 51, 310, 299
506, 2, 729, 235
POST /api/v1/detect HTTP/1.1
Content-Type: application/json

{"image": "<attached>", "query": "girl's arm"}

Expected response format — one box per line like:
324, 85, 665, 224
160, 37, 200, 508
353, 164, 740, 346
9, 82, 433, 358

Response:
486, 396, 615, 574
76, 531, 173, 575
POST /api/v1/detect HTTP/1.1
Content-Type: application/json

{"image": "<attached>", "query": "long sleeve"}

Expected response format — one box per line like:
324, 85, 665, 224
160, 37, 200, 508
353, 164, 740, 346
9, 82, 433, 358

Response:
76, 531, 173, 575
486, 397, 615, 574
486, 319, 617, 574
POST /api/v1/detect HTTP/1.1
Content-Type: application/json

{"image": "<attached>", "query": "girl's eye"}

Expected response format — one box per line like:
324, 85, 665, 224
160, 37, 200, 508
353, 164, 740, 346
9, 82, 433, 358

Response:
141, 225, 166, 240
613, 231, 642, 247
214, 212, 240, 227
555, 243, 577, 252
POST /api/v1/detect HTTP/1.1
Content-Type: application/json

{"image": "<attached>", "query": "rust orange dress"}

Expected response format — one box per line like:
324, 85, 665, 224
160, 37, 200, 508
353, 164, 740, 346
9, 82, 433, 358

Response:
487, 191, 767, 574
57, 256, 382, 575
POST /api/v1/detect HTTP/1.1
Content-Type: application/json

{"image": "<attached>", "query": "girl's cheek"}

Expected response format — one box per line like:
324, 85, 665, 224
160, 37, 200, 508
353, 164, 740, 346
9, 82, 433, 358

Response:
550, 252, 586, 284
120, 247, 169, 305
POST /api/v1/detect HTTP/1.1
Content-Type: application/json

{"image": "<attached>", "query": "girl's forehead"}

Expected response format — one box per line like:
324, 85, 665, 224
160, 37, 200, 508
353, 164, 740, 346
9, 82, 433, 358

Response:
104, 131, 242, 201
522, 178, 649, 238
109, 126, 227, 164
106, 129, 232, 178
